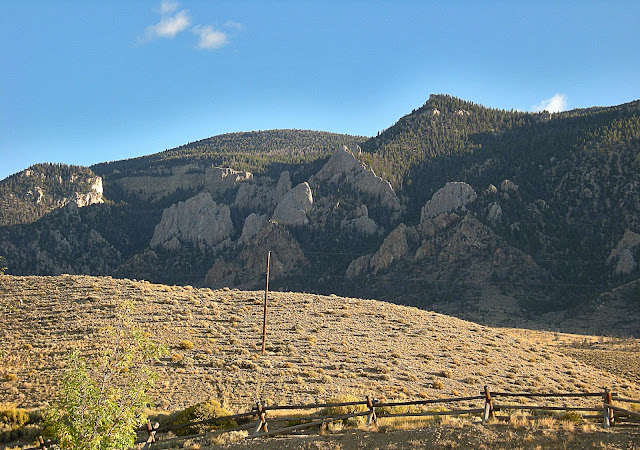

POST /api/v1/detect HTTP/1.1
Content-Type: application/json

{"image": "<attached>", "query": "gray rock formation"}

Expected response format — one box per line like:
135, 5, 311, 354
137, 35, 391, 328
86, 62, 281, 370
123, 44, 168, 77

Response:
500, 179, 518, 192
206, 220, 307, 287
351, 216, 378, 236
273, 171, 292, 205
240, 213, 268, 243
311, 146, 401, 211
420, 182, 477, 222
343, 205, 378, 236
353, 170, 401, 211
272, 182, 313, 226
69, 176, 104, 207
312, 146, 364, 183
346, 224, 408, 277
487, 202, 503, 223
607, 230, 640, 275
150, 192, 233, 250
204, 167, 252, 195
234, 183, 259, 210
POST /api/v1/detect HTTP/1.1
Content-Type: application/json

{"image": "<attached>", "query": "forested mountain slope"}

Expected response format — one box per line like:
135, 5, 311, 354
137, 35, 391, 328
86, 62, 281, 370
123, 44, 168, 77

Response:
1, 96, 638, 334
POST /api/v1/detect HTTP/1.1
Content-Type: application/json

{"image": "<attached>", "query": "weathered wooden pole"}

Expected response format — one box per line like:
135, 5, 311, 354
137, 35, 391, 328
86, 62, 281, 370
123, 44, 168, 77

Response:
603, 387, 613, 428
261, 251, 271, 355
482, 385, 494, 422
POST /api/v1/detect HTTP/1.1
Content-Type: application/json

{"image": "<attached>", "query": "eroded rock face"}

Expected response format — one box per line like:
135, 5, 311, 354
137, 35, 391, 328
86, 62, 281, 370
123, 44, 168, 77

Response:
204, 167, 252, 195
420, 182, 477, 222
115, 165, 252, 201
353, 170, 401, 211
272, 182, 313, 226
205, 220, 307, 287
312, 146, 401, 211
312, 146, 364, 183
607, 230, 640, 275
150, 192, 233, 250
240, 213, 268, 243
343, 205, 378, 236
487, 202, 503, 223
70, 177, 104, 207
346, 223, 408, 277
500, 179, 518, 192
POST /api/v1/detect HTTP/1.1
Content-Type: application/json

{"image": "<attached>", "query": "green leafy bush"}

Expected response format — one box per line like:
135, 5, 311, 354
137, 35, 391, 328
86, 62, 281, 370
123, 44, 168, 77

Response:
45, 301, 167, 450
171, 399, 237, 436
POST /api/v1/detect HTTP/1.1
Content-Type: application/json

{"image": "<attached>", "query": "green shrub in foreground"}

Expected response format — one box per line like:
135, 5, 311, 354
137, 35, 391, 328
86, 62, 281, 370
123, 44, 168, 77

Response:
171, 399, 237, 436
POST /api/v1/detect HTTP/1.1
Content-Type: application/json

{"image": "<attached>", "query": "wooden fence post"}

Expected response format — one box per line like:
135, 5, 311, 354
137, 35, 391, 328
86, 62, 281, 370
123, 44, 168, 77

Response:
255, 401, 268, 434
142, 420, 159, 450
366, 396, 378, 426
603, 388, 613, 428
482, 385, 494, 423
37, 436, 47, 450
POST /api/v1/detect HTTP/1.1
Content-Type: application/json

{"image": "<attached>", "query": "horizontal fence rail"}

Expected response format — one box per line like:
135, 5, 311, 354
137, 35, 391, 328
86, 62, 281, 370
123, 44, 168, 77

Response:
28, 387, 639, 449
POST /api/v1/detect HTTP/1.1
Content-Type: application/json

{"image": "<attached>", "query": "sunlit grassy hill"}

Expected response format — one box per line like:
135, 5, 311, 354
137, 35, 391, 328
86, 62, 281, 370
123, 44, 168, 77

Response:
1, 275, 639, 413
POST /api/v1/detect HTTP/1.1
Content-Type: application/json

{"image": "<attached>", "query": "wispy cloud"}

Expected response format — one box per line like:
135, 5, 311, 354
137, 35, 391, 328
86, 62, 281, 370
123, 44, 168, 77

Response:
159, 0, 178, 15
192, 25, 228, 50
143, 2, 191, 42
223, 20, 244, 31
141, 1, 241, 50
531, 93, 568, 113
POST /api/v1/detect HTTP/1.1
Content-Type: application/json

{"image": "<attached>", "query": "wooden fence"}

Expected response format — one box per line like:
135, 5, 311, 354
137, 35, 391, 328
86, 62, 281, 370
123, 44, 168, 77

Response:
31, 387, 640, 449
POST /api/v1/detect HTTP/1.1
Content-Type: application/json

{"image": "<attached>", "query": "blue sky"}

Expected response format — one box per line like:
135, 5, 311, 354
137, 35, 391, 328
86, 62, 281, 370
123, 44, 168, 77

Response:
1, 1, 639, 181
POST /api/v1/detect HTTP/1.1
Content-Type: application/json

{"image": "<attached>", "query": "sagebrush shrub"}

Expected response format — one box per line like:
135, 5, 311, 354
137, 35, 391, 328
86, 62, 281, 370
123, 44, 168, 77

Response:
171, 399, 236, 436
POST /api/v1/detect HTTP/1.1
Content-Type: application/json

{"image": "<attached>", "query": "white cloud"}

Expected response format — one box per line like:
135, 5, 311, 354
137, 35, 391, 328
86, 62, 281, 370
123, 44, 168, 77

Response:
141, 1, 239, 50
192, 25, 228, 50
531, 93, 568, 113
159, 0, 178, 15
223, 20, 244, 31
145, 10, 191, 39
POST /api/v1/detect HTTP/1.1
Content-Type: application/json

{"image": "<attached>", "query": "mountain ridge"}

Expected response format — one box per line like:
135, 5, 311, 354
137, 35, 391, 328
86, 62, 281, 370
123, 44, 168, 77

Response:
1, 94, 639, 334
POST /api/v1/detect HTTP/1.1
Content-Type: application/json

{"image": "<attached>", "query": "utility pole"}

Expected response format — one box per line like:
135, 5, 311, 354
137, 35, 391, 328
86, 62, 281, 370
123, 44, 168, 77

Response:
261, 251, 271, 355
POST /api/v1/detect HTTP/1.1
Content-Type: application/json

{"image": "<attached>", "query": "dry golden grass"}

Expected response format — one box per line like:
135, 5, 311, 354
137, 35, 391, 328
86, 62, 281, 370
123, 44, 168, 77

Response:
500, 328, 640, 385
1, 275, 639, 418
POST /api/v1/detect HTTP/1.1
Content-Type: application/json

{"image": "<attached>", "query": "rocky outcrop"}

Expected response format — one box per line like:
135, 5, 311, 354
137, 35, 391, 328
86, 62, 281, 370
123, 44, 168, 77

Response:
487, 202, 502, 223
311, 146, 401, 212
420, 182, 477, 222
69, 176, 104, 207
273, 171, 292, 205
343, 205, 378, 236
206, 220, 307, 287
150, 192, 233, 250
346, 224, 408, 277
500, 179, 518, 192
115, 165, 252, 201
204, 167, 252, 195
607, 230, 640, 275
240, 213, 268, 243
353, 170, 401, 211
234, 173, 291, 212
272, 182, 313, 226
312, 146, 364, 183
